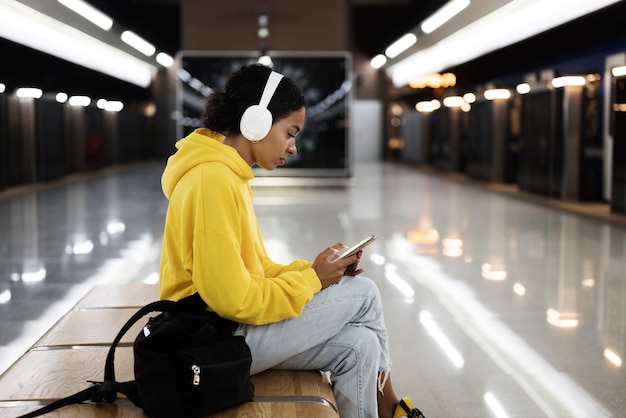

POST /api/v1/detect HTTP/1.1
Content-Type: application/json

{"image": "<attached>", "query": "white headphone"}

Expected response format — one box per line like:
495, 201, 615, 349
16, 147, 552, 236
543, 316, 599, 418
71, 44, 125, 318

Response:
240, 71, 284, 142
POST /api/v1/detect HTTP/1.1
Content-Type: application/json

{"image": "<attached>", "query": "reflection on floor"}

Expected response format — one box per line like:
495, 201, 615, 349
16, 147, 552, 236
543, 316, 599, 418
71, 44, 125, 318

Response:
1, 160, 625, 417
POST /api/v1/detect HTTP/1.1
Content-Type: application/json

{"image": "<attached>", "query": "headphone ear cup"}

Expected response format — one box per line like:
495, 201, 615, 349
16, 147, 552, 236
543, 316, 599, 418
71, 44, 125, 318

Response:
240, 104, 273, 142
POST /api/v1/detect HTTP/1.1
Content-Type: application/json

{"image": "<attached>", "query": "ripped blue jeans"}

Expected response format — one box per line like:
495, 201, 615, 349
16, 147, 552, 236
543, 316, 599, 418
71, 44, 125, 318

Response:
235, 275, 391, 418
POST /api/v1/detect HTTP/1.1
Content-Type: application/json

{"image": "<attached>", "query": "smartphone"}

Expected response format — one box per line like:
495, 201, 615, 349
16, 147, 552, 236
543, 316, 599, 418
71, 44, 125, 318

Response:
334, 234, 377, 261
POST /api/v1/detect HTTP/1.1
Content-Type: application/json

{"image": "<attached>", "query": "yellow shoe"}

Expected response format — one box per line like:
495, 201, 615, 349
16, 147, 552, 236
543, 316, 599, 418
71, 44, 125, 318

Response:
393, 397, 426, 418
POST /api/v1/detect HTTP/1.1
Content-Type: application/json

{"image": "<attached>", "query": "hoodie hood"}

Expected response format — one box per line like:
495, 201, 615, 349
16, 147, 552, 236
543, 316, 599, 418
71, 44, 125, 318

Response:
161, 128, 254, 199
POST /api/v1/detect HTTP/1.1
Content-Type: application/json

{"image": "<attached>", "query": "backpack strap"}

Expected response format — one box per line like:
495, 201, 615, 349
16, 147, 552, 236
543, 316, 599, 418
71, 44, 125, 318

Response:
101, 294, 205, 402
14, 294, 207, 418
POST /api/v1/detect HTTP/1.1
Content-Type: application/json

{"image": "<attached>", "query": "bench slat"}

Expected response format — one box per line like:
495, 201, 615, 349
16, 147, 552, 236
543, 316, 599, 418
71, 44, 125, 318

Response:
76, 284, 159, 309
35, 309, 145, 348
1, 399, 338, 417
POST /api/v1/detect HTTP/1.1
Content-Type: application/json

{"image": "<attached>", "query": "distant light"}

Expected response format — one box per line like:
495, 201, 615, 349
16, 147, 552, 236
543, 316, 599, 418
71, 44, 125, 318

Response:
257, 55, 273, 67
409, 72, 456, 89
57, 0, 113, 31
104, 100, 124, 112
421, 0, 471, 34
0, 83, 5, 93
604, 348, 622, 368
516, 83, 531, 94
415, 99, 441, 113
68, 95, 91, 107
552, 76, 586, 88
443, 96, 465, 108
484, 89, 511, 100
96, 98, 107, 109
546, 308, 579, 328
257, 27, 269, 38
16, 87, 43, 99
22, 267, 47, 283
463, 93, 476, 103
0, 289, 10, 304
612, 66, 626, 77
143, 272, 160, 285
484, 392, 509, 418
121, 30, 156, 56
156, 52, 174, 67
385, 33, 417, 58
370, 54, 387, 69
56, 92, 68, 103
481, 262, 507, 280
512, 283, 526, 296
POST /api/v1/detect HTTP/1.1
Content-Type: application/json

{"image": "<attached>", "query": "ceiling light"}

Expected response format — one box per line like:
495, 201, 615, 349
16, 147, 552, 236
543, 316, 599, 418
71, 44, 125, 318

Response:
463, 92, 476, 103
388, 0, 622, 87
16, 87, 43, 98
56, 92, 68, 103
415, 99, 441, 113
385, 33, 417, 59
484, 89, 511, 100
612, 66, 626, 77
0, 0, 155, 88
370, 54, 387, 69
443, 96, 465, 107
57, 0, 113, 30
69, 95, 91, 107
258, 55, 273, 67
551, 76, 586, 88
156, 52, 174, 67
257, 27, 269, 38
104, 100, 124, 112
421, 0, 471, 34
516, 83, 531, 94
121, 30, 156, 56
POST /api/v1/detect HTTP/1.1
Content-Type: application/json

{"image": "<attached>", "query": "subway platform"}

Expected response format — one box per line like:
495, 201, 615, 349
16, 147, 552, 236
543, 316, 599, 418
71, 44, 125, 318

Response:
1, 159, 625, 417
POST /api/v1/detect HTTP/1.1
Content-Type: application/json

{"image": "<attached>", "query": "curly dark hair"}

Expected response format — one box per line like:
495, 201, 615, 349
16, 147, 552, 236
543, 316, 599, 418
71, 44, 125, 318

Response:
201, 64, 306, 135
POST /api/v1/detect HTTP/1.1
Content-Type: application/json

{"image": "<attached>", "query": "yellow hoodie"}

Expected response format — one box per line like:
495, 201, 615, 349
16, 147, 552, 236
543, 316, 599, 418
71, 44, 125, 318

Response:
159, 128, 321, 325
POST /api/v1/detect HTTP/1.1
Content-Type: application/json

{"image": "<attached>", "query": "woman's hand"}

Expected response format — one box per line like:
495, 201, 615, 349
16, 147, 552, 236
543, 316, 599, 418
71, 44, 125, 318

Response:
312, 243, 364, 289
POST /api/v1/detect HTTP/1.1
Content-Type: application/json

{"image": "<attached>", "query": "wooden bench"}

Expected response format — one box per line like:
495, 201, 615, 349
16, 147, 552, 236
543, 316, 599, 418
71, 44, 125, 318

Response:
0, 284, 338, 418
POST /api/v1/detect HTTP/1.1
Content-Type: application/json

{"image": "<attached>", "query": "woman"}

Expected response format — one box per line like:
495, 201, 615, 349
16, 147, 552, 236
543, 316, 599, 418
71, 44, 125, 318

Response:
159, 63, 425, 418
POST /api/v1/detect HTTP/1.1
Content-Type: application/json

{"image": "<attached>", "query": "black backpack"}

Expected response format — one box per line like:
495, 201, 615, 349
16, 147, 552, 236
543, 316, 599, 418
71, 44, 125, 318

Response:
17, 293, 254, 418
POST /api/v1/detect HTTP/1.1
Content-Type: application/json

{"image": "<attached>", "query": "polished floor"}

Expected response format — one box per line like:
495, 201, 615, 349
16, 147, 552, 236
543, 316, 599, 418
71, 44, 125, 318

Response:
1, 160, 626, 417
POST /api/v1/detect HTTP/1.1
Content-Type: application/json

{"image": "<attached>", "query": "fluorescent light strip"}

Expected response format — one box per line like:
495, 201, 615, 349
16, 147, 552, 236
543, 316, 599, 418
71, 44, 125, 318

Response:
121, 30, 156, 56
421, 0, 471, 34
57, 0, 113, 31
0, 0, 155, 88
389, 0, 622, 87
156, 52, 174, 67
370, 54, 387, 69
385, 33, 417, 58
